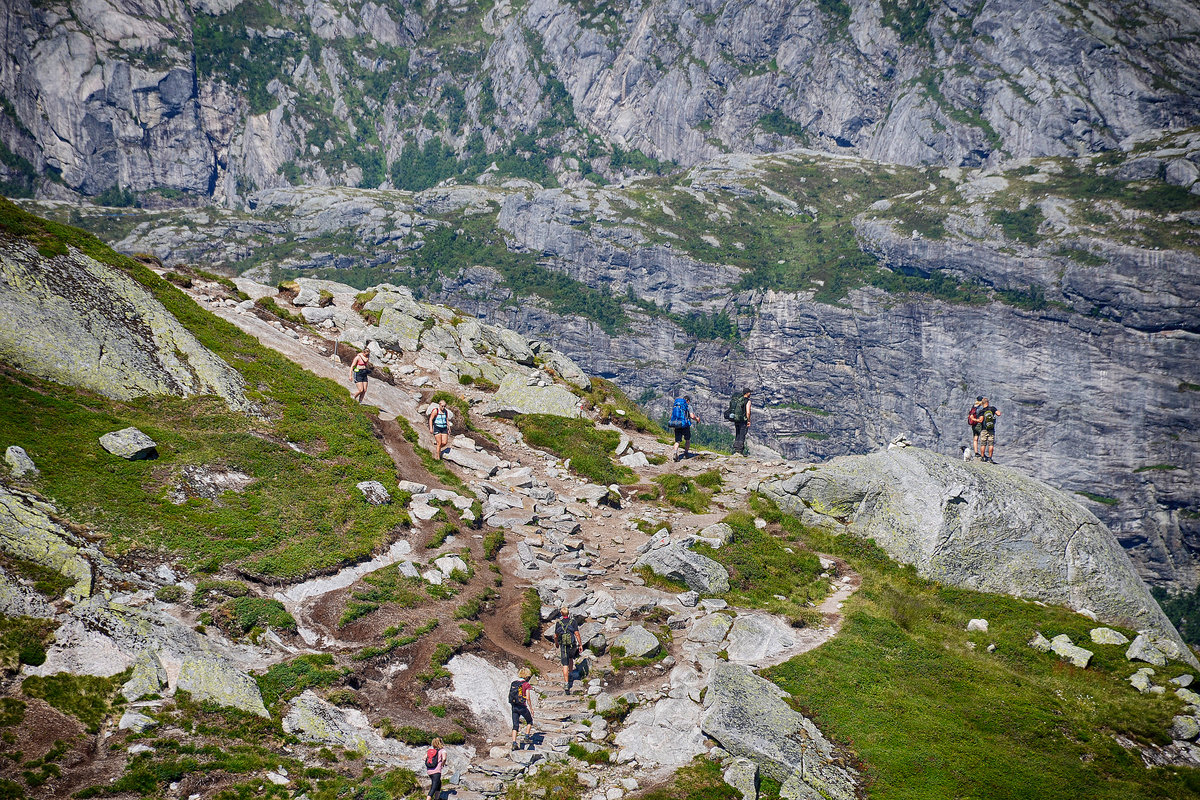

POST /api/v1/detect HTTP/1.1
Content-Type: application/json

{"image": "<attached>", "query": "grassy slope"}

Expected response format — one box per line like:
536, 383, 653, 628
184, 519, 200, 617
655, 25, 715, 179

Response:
0, 198, 409, 580
751, 496, 1200, 800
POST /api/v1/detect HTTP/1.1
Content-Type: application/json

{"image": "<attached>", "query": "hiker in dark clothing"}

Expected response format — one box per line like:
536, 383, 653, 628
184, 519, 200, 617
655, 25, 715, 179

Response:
669, 395, 699, 462
349, 348, 372, 403
727, 388, 752, 456
509, 667, 534, 750
978, 397, 1002, 463
554, 607, 582, 694
968, 396, 984, 458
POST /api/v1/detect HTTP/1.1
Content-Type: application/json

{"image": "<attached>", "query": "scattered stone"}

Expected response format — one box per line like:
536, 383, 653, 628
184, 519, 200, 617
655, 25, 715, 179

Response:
444, 447, 503, 476
356, 481, 391, 505
410, 502, 439, 521
422, 569, 444, 585
686, 613, 733, 644
634, 542, 730, 595
397, 561, 420, 579
1126, 634, 1168, 667
678, 591, 699, 607
4, 446, 37, 478
1170, 716, 1200, 741
1089, 627, 1130, 645
966, 619, 988, 633
266, 772, 290, 786
723, 757, 759, 800
128, 744, 154, 755
697, 523, 734, 546
619, 452, 649, 468
1028, 632, 1052, 652
1177, 687, 1200, 706
121, 649, 167, 701
99, 427, 158, 460
118, 710, 157, 732
435, 555, 468, 577
178, 654, 269, 717
1050, 634, 1093, 668
1172, 675, 1195, 688
397, 480, 429, 494
613, 625, 661, 659
619, 777, 639, 791
516, 541, 539, 570
1129, 668, 1155, 693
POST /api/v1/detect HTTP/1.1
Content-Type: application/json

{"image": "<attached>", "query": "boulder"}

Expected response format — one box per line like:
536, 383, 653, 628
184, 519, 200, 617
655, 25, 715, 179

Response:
584, 590, 618, 619
540, 349, 591, 390
397, 561, 420, 579
966, 619, 988, 633
1090, 627, 1130, 646
284, 690, 407, 757
4, 446, 37, 478
444, 447, 503, 476
1028, 632, 1052, 652
480, 324, 535, 366
435, 555, 468, 577
634, 542, 730, 595
1172, 674, 1195, 688
724, 757, 759, 800
0, 484, 98, 604
487, 508, 537, 529
620, 452, 649, 468
1170, 716, 1200, 741
1126, 634, 1167, 667
1049, 634, 1093, 668
118, 710, 157, 733
613, 625, 661, 659
612, 696, 707, 767
701, 662, 858, 799
377, 307, 424, 351
397, 480, 429, 494
678, 591, 699, 607
760, 448, 1195, 666
686, 612, 732, 644
99, 427, 158, 460
121, 649, 167, 701
1129, 668, 1155, 693
422, 569, 444, 586
178, 654, 269, 717
356, 481, 391, 505
483, 372, 580, 418
448, 654, 517, 736
697, 523, 734, 547
725, 614, 798, 665
516, 541, 539, 570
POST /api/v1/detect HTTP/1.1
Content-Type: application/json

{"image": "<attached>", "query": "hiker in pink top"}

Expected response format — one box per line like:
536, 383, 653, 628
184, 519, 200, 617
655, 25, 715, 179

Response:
425, 736, 447, 799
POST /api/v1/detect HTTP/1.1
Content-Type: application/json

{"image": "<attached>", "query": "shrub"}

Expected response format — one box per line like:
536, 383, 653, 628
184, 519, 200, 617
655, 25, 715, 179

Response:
520, 588, 542, 646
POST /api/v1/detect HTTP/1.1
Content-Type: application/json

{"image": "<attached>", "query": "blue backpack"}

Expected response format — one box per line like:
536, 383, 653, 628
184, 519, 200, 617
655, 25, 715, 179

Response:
668, 398, 689, 428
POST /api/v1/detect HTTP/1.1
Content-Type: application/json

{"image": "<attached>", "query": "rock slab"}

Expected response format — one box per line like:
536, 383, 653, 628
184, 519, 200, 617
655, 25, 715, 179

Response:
634, 542, 730, 595
178, 654, 269, 717
99, 427, 158, 460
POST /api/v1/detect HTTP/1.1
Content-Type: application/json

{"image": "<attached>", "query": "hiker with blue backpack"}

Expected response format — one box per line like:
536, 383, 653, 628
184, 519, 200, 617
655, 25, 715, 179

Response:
668, 395, 699, 462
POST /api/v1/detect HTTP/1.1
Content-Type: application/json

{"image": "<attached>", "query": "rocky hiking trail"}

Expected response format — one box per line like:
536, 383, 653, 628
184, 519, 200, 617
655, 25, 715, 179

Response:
162, 275, 866, 799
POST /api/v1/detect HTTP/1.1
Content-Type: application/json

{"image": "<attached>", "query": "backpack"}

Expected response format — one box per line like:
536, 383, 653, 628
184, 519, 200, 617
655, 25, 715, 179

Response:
508, 679, 524, 706
425, 747, 439, 770
668, 398, 688, 428
967, 405, 979, 426
555, 619, 577, 657
726, 392, 748, 422
982, 407, 996, 431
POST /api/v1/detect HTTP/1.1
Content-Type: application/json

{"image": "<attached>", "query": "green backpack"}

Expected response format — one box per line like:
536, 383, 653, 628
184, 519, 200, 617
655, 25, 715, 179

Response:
726, 392, 748, 422
982, 407, 996, 431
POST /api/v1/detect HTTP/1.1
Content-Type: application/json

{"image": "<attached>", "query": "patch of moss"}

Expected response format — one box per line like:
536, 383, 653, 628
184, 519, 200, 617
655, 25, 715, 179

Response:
21, 671, 127, 733
255, 653, 344, 709
515, 414, 636, 485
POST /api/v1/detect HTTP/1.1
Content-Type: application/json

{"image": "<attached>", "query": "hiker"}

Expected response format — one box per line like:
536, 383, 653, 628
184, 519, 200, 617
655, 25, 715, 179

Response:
978, 397, 1002, 463
726, 387, 752, 456
553, 607, 582, 694
967, 396, 983, 458
424, 737, 447, 799
668, 394, 699, 462
427, 399, 452, 460
349, 348, 372, 403
509, 667, 535, 750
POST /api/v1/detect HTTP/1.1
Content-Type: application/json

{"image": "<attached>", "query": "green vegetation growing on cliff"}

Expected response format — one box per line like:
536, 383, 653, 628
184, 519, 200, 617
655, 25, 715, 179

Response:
1152, 586, 1200, 647
756, 496, 1198, 800
0, 200, 410, 581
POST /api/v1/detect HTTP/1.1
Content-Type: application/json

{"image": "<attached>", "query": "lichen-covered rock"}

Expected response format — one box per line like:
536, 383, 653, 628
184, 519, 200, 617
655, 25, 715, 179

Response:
696, 523, 734, 547
1090, 627, 1130, 646
483, 372, 581, 418
613, 625, 661, 659
539, 348, 591, 391
760, 447, 1195, 667
4, 446, 37, 478
118, 710, 157, 733
376, 307, 425, 352
0, 239, 249, 410
685, 613, 732, 645
701, 662, 858, 800
0, 568, 55, 618
1050, 634, 1093, 668
612, 695, 706, 767
0, 484, 97, 604
1129, 668, 1154, 693
356, 481, 391, 505
1126, 634, 1168, 667
99, 427, 158, 460
1170, 715, 1200, 741
121, 649, 167, 701
724, 757, 759, 800
178, 654, 269, 717
634, 542, 729, 595
1028, 632, 1052, 653
724, 614, 798, 666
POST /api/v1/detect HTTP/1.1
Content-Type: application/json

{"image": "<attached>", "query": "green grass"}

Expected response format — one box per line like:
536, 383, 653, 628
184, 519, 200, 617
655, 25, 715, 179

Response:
0, 554, 74, 599
650, 471, 721, 513
0, 201, 412, 582
582, 378, 664, 435
354, 619, 439, 661
514, 415, 636, 485
566, 742, 611, 764
755, 496, 1199, 800
0, 616, 55, 670
215, 597, 297, 637
1076, 490, 1120, 506
1133, 464, 1179, 473
520, 588, 542, 646
634, 758, 741, 800
255, 654, 345, 710
506, 762, 582, 800
695, 508, 826, 618
21, 671, 127, 733
339, 566, 427, 627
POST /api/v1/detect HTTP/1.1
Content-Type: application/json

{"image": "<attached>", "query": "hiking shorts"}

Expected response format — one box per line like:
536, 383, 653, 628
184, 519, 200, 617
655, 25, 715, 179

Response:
353, 369, 369, 383
511, 704, 532, 731
433, 424, 448, 435
674, 426, 691, 443
979, 430, 995, 447
559, 646, 575, 666
971, 423, 983, 436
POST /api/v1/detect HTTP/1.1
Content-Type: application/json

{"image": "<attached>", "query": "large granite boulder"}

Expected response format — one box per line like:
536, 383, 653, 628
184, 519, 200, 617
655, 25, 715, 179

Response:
613, 624, 661, 659
483, 373, 580, 418
0, 237, 249, 410
612, 695, 706, 767
0, 484, 98, 604
635, 541, 730, 595
376, 307, 425, 351
99, 427, 158, 460
178, 654, 269, 717
760, 447, 1195, 667
4, 446, 37, 478
702, 662, 859, 800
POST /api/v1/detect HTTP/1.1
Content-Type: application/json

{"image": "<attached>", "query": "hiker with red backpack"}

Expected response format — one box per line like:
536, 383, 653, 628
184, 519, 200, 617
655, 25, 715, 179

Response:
668, 394, 699, 462
977, 398, 1001, 463
509, 667, 535, 751
424, 737, 447, 799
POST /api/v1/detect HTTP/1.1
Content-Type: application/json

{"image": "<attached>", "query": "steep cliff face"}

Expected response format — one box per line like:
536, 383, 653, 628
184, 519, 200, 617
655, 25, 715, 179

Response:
2, 0, 1199, 202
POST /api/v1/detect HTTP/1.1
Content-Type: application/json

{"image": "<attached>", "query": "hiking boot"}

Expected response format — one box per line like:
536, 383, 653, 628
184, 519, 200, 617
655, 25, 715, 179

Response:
511, 742, 519, 751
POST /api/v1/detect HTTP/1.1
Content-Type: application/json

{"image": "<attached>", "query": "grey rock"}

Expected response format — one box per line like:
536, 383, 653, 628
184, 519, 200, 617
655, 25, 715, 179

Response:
698, 523, 734, 546
4, 446, 37, 478
725, 614, 798, 666
702, 662, 858, 799
686, 613, 733, 645
612, 696, 706, 767
677, 591, 699, 607
444, 447, 503, 476
761, 448, 1195, 667
724, 757, 759, 800
487, 508, 536, 529
966, 619, 989, 633
121, 649, 167, 701
1129, 668, 1155, 693
1028, 632, 1052, 653
1049, 634, 1093, 668
397, 480, 429, 494
619, 451, 649, 468
397, 560, 420, 579
435, 555, 468, 577
1115, 157, 1163, 181
178, 654, 269, 717
284, 690, 406, 756
516, 541, 539, 570
1172, 674, 1195, 688
118, 710, 157, 733
1090, 627, 1130, 646
1126, 634, 1168, 667
356, 481, 391, 505
1166, 159, 1200, 189
634, 542, 730, 595
613, 625, 661, 659
99, 428, 158, 460
484, 372, 581, 419
0, 484, 100, 604
1170, 715, 1200, 741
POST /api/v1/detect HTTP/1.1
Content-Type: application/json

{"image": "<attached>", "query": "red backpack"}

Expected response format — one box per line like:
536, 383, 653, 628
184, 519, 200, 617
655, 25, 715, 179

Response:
425, 747, 439, 770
